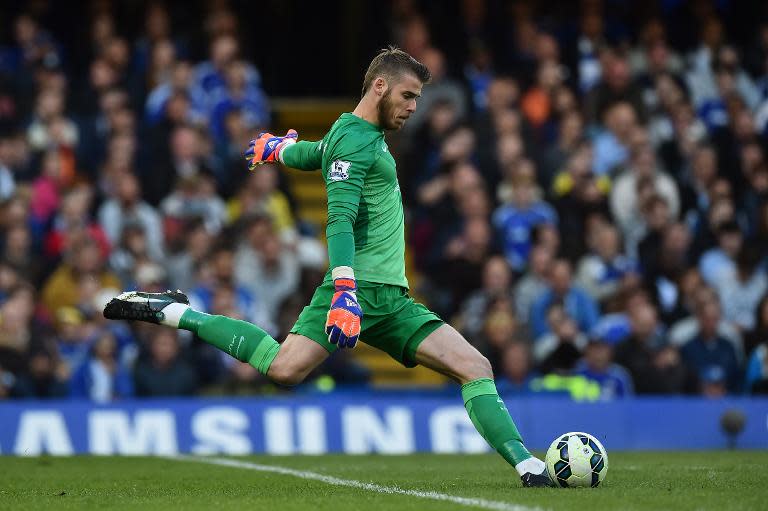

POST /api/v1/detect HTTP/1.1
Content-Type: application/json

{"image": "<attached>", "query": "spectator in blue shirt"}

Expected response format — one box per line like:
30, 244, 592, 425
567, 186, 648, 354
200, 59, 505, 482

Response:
680, 296, 741, 393
575, 222, 640, 305
464, 41, 494, 111
133, 327, 198, 397
189, 245, 262, 326
495, 341, 537, 395
493, 175, 557, 271
715, 244, 767, 332
208, 60, 269, 144
69, 331, 134, 402
145, 61, 207, 126
745, 343, 768, 394
574, 337, 634, 400
614, 301, 693, 394
533, 303, 587, 373
591, 101, 636, 176
699, 220, 742, 288
3, 14, 62, 77
55, 306, 99, 375
530, 258, 600, 339
696, 61, 760, 133
744, 294, 768, 359
193, 34, 262, 105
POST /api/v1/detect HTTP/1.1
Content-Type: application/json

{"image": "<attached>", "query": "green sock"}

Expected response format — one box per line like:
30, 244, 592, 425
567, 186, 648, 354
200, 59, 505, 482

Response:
179, 309, 280, 375
461, 378, 532, 466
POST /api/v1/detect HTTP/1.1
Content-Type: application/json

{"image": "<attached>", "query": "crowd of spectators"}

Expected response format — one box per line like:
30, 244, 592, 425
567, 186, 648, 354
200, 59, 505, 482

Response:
396, 0, 768, 400
1, 0, 768, 401
0, 1, 336, 400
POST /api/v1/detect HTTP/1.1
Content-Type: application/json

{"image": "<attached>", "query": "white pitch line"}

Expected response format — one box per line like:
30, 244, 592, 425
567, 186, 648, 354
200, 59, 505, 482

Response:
169, 455, 547, 511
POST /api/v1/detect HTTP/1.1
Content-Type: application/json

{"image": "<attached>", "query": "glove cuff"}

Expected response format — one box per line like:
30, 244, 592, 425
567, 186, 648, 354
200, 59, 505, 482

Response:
276, 138, 296, 163
332, 265, 356, 291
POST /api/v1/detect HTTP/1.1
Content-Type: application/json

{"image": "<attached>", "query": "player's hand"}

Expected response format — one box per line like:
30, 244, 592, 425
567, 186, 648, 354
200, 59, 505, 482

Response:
325, 275, 362, 349
244, 129, 298, 169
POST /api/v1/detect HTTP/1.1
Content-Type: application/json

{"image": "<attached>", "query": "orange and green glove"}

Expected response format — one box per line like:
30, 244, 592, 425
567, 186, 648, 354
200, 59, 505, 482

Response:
244, 129, 298, 169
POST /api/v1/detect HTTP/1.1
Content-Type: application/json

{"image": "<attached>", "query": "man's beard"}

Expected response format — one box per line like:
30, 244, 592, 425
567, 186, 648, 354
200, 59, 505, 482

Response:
376, 89, 398, 130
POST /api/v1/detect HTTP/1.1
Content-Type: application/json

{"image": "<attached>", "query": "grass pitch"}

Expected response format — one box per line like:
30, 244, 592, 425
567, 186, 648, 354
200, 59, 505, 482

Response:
0, 451, 765, 511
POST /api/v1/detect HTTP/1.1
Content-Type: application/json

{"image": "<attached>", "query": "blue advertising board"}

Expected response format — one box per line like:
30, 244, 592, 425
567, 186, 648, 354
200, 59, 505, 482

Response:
0, 394, 766, 455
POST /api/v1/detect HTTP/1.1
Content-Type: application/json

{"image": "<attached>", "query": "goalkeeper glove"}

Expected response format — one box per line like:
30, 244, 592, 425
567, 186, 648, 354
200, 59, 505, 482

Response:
325, 266, 362, 349
244, 129, 298, 169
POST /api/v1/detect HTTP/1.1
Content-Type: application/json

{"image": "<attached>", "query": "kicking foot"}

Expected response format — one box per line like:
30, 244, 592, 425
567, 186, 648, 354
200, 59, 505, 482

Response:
520, 468, 556, 488
103, 290, 189, 324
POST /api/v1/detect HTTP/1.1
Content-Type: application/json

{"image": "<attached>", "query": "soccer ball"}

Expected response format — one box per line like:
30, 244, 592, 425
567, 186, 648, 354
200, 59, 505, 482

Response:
545, 432, 608, 488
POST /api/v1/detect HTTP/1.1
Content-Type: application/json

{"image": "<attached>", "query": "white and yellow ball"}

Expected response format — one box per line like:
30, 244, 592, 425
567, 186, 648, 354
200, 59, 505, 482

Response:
545, 432, 608, 488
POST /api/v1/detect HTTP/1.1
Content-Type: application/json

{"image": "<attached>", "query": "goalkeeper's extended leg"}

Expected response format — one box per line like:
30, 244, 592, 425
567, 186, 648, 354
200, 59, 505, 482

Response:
103, 291, 327, 385
414, 324, 554, 488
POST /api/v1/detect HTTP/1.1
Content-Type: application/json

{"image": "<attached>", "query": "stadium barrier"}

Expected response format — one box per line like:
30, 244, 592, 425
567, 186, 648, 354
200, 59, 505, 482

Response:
1, 394, 766, 455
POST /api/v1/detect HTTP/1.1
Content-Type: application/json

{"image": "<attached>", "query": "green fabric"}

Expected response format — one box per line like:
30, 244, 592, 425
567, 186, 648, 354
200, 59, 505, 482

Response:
461, 378, 532, 466
460, 378, 498, 402
281, 140, 322, 171
327, 231, 355, 269
248, 341, 280, 375
290, 280, 443, 367
178, 308, 207, 334
403, 319, 445, 365
180, 310, 279, 376
320, 113, 408, 288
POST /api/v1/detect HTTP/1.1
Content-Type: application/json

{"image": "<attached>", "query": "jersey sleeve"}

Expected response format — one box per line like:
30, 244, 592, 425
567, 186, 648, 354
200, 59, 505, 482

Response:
323, 132, 377, 270
280, 140, 322, 171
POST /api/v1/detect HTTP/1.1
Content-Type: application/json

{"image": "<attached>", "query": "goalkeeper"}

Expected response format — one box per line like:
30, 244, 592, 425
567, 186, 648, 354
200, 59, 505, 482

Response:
104, 47, 552, 487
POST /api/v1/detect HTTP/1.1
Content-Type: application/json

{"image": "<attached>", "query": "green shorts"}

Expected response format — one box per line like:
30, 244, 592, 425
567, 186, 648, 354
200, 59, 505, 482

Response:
290, 281, 444, 367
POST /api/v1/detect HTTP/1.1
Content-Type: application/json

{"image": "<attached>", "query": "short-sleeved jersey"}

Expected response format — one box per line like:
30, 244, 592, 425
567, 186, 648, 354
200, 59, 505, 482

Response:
320, 113, 407, 288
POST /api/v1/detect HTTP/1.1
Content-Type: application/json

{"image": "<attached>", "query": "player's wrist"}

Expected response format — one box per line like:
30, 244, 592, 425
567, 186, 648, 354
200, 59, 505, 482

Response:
332, 266, 357, 292
276, 138, 296, 163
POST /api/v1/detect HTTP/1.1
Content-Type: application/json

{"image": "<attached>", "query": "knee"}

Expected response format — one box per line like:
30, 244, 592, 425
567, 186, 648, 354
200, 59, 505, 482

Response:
459, 354, 494, 383
266, 359, 307, 387
476, 355, 494, 379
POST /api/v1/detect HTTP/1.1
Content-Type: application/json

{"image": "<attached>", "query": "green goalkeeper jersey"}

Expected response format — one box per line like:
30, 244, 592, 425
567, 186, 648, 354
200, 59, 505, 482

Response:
282, 113, 408, 289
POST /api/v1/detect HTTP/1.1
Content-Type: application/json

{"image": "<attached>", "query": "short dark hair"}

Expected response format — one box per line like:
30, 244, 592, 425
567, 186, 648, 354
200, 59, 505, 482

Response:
361, 46, 431, 97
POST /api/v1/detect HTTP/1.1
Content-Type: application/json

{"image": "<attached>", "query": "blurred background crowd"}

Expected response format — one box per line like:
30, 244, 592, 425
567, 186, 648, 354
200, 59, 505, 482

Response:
1, 0, 768, 402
